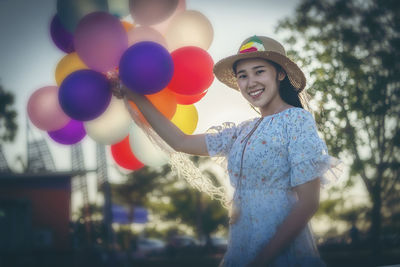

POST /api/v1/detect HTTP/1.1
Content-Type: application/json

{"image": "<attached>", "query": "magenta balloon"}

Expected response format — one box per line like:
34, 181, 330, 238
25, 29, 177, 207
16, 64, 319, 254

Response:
74, 12, 128, 73
48, 119, 86, 145
27, 86, 70, 131
50, 15, 75, 53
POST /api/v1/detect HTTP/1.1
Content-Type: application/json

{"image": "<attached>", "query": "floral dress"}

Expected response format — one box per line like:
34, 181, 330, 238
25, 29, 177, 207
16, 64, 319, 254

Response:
205, 107, 340, 267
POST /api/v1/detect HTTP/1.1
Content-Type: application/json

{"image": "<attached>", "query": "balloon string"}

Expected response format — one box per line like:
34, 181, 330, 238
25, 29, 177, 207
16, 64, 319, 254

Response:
122, 95, 231, 210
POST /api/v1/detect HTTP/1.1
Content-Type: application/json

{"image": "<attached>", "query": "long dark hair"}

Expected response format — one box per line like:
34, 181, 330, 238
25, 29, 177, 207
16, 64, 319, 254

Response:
268, 61, 309, 110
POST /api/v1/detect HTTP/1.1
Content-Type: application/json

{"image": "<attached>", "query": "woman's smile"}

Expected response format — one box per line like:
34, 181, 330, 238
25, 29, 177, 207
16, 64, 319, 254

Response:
248, 88, 265, 98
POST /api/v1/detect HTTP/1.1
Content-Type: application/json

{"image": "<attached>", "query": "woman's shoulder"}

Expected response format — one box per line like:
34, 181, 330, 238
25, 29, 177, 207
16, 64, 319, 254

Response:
282, 107, 314, 123
279, 107, 318, 137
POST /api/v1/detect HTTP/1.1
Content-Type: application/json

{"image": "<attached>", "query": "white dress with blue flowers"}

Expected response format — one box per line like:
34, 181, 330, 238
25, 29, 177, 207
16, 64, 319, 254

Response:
205, 107, 338, 267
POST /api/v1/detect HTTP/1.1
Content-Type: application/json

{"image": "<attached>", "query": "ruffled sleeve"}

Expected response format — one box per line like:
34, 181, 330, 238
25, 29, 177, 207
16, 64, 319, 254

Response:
205, 122, 238, 157
286, 109, 342, 187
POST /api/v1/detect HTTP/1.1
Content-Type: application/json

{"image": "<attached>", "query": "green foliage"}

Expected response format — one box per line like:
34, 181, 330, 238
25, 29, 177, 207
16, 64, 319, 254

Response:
112, 166, 165, 208
276, 0, 400, 253
277, 0, 399, 200
149, 156, 229, 239
111, 157, 228, 239
0, 84, 18, 143
157, 184, 228, 238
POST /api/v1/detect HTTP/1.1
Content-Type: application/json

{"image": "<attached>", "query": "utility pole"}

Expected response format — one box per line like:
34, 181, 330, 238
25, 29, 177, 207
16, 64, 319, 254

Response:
71, 143, 92, 246
96, 143, 114, 249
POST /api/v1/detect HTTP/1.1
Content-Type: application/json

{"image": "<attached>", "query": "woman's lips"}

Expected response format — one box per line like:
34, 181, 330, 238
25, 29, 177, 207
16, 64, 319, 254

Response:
248, 89, 264, 99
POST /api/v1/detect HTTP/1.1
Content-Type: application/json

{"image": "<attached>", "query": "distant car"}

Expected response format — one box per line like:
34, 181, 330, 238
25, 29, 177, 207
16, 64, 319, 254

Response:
166, 235, 202, 258
210, 236, 228, 252
132, 238, 165, 259
170, 235, 200, 247
201, 236, 228, 255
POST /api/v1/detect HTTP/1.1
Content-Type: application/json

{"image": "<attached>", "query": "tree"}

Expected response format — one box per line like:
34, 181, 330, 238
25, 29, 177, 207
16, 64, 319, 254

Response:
112, 166, 167, 224
0, 84, 18, 143
276, 0, 400, 260
158, 173, 228, 240
150, 156, 229, 242
111, 166, 167, 256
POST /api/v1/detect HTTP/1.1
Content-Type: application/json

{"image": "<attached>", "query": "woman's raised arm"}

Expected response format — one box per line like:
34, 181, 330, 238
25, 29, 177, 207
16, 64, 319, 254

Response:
121, 86, 209, 156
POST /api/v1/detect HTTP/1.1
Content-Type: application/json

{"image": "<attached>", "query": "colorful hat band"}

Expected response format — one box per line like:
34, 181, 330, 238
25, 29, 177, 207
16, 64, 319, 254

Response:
239, 36, 265, 54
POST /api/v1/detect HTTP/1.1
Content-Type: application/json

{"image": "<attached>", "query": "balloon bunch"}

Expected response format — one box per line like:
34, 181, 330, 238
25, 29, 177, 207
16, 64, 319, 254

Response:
27, 0, 214, 171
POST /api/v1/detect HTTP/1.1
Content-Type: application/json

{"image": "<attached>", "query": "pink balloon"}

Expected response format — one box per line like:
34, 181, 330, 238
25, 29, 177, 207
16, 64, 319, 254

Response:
27, 86, 70, 131
74, 12, 128, 73
127, 26, 167, 48
151, 0, 186, 35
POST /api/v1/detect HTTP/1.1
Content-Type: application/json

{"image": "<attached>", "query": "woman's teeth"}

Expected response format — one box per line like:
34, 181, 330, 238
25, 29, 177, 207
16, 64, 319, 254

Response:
249, 89, 264, 96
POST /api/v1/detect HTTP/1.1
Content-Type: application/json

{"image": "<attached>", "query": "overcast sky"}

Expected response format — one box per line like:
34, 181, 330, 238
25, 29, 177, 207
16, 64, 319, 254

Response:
0, 0, 301, 173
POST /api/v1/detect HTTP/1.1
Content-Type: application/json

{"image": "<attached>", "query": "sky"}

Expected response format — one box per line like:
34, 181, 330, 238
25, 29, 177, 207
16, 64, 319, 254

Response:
0, 0, 301, 173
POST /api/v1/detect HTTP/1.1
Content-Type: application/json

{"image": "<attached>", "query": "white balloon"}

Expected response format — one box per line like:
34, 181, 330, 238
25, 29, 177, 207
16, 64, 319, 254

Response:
165, 10, 213, 51
84, 96, 131, 144
129, 122, 169, 167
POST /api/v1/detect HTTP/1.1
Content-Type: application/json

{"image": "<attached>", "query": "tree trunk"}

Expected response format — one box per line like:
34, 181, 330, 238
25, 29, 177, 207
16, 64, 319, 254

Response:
196, 191, 204, 241
127, 206, 136, 263
370, 183, 382, 264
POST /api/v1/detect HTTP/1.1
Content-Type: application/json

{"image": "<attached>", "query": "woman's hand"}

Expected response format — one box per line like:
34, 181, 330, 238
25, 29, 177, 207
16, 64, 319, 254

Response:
107, 71, 125, 99
104, 71, 209, 156
107, 71, 143, 102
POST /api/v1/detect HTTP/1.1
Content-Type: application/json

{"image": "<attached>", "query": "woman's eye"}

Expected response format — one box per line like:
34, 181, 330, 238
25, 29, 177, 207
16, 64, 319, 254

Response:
256, 70, 265, 75
237, 74, 247, 79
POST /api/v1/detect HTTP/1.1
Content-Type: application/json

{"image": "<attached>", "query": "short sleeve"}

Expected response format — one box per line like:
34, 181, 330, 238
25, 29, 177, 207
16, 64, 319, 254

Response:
287, 109, 341, 187
205, 122, 238, 157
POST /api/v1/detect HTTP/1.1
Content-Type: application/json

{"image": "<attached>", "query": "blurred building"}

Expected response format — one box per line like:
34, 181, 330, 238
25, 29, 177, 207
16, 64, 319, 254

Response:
0, 172, 82, 251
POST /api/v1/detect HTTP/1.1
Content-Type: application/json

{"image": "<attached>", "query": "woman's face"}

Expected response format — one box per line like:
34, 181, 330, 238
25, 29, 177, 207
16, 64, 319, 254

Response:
235, 58, 285, 112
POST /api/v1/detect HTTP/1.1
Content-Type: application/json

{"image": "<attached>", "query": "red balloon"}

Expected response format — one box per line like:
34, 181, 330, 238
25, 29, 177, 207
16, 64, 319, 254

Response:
173, 90, 207, 105
111, 136, 144, 170
168, 46, 214, 95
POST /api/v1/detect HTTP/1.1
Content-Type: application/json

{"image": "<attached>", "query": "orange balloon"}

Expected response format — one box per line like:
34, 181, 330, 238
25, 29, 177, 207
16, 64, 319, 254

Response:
129, 88, 177, 122
121, 20, 135, 32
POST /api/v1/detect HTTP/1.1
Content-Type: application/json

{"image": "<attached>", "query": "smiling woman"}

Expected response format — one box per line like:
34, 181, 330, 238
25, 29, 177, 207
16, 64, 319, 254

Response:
113, 34, 341, 267
234, 58, 289, 117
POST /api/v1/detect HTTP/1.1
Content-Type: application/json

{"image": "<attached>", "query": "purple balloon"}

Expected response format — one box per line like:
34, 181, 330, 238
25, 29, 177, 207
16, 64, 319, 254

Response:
74, 12, 128, 73
48, 119, 86, 145
119, 41, 174, 94
50, 15, 75, 53
59, 69, 111, 121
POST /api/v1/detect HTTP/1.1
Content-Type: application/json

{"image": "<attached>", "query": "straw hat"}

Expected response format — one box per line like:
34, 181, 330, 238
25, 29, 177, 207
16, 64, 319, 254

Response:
213, 35, 306, 92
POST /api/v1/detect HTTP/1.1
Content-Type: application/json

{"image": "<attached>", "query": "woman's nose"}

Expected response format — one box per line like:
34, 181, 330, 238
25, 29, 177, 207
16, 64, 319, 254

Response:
247, 74, 258, 88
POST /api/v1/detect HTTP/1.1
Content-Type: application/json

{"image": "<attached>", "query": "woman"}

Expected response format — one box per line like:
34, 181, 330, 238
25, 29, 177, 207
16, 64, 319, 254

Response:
114, 35, 339, 266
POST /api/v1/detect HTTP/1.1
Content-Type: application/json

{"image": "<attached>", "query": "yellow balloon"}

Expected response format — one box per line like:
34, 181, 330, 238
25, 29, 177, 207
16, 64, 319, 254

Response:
171, 104, 198, 135
55, 52, 88, 85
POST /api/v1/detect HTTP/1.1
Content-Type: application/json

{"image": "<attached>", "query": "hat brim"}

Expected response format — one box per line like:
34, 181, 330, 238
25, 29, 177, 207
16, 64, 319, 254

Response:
213, 51, 306, 92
